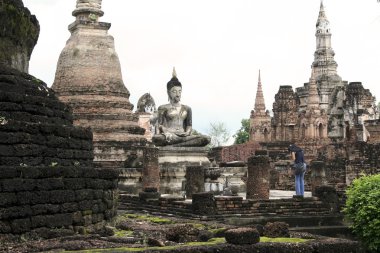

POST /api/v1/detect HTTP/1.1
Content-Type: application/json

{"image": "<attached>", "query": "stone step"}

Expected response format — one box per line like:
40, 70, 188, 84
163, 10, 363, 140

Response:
289, 225, 354, 239
223, 214, 344, 227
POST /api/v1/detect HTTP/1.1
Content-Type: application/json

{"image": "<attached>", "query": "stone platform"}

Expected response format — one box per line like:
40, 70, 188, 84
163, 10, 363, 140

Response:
159, 146, 211, 194
118, 147, 211, 195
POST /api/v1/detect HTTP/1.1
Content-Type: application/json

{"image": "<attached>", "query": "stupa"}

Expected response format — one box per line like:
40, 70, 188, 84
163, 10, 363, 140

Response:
52, 0, 147, 168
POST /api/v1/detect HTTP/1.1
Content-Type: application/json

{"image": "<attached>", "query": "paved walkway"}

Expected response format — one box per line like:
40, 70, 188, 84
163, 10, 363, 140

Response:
237, 190, 312, 199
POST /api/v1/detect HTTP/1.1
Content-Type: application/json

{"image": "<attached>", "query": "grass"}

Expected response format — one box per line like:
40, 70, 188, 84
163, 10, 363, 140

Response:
113, 229, 134, 238
66, 236, 312, 252
66, 238, 226, 252
260, 237, 311, 243
118, 213, 174, 225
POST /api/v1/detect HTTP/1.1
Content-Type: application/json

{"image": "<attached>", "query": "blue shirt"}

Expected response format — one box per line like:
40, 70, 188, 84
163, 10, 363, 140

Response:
294, 150, 305, 164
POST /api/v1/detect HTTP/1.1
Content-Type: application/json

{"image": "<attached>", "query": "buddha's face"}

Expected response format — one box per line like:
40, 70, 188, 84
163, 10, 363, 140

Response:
168, 86, 182, 103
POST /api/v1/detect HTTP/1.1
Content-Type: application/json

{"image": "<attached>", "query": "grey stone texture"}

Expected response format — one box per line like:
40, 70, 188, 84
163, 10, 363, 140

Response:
185, 166, 205, 198
0, 0, 40, 73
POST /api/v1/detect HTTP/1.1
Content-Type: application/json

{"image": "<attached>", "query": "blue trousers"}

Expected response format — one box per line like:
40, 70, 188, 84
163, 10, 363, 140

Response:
295, 163, 306, 196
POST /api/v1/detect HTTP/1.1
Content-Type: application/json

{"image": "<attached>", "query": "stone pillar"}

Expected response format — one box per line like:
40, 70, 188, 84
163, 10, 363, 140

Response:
139, 147, 160, 200
192, 192, 216, 215
185, 166, 205, 199
310, 160, 327, 196
314, 185, 339, 212
246, 155, 270, 199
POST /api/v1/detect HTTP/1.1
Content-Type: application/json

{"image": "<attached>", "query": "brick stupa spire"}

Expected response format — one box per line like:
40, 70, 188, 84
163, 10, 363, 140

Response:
254, 70, 266, 114
52, 0, 146, 168
249, 70, 271, 142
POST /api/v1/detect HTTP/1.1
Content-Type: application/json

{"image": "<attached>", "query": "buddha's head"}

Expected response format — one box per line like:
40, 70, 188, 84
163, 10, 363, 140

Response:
167, 69, 182, 104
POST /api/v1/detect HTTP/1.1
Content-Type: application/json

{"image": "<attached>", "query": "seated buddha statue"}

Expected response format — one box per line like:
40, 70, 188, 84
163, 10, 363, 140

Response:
152, 69, 210, 147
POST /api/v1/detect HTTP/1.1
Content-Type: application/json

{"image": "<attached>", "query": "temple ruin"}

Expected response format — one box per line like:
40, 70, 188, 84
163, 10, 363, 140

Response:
52, 0, 147, 169
0, 0, 119, 236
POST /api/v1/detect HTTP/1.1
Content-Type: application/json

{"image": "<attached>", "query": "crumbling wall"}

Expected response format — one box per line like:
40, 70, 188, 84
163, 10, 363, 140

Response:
0, 66, 119, 235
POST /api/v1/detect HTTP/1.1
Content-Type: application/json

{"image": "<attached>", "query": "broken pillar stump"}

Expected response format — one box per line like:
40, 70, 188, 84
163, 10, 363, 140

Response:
246, 155, 270, 199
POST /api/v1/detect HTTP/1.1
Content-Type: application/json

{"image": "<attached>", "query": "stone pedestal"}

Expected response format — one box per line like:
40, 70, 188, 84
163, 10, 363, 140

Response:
185, 166, 205, 198
192, 192, 216, 215
310, 160, 327, 196
246, 155, 270, 199
118, 167, 142, 194
158, 147, 210, 195
142, 146, 160, 193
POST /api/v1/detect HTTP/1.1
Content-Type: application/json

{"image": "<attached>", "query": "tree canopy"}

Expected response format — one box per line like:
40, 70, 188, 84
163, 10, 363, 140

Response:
233, 119, 250, 144
207, 122, 230, 147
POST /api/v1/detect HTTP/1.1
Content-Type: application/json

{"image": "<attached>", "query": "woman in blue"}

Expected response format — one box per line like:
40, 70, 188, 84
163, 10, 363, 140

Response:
288, 144, 306, 196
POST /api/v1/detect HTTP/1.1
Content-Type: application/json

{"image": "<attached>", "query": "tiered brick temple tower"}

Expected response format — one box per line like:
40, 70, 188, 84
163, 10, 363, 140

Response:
300, 69, 328, 140
249, 70, 271, 143
297, 1, 344, 114
52, 0, 146, 168
272, 1, 377, 144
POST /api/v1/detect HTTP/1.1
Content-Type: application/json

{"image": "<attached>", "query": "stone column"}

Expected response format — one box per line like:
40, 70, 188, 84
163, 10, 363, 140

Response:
139, 146, 160, 200
310, 160, 327, 196
185, 166, 205, 199
192, 192, 216, 215
246, 155, 270, 199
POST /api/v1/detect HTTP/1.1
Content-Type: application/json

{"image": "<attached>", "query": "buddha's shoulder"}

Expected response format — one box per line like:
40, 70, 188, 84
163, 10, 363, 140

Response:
157, 104, 170, 111
181, 104, 191, 111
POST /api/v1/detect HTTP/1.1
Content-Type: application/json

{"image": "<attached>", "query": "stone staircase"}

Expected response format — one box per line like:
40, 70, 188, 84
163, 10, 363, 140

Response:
118, 192, 344, 230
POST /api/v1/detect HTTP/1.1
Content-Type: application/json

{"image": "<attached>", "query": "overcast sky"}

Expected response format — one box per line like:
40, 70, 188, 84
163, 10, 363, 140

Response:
27, 0, 380, 137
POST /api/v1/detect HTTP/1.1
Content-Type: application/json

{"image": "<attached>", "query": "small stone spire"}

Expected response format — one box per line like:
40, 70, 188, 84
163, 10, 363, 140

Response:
254, 70, 266, 113
172, 67, 177, 78
316, 0, 330, 33
72, 0, 104, 22
307, 68, 320, 109
318, 1, 326, 19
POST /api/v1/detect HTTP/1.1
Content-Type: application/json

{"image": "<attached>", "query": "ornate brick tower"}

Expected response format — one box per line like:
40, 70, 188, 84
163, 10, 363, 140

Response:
52, 0, 146, 168
249, 70, 271, 143
297, 1, 344, 113
272, 86, 298, 142
299, 69, 328, 140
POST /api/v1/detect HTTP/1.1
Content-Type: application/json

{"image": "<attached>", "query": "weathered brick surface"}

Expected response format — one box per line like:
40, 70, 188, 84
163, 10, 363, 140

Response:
0, 65, 119, 235
185, 166, 205, 198
247, 155, 270, 200
210, 142, 260, 163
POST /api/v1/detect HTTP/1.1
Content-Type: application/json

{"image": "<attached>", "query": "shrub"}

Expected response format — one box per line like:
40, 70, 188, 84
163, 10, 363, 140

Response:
344, 174, 380, 252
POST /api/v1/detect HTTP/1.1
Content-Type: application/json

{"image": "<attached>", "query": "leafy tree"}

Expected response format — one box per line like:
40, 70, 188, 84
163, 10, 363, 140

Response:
207, 122, 230, 147
233, 119, 250, 144
191, 129, 201, 135
344, 174, 380, 252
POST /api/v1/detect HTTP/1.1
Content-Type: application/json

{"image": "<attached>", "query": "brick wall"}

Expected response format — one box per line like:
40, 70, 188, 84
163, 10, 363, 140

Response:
210, 142, 260, 163
0, 66, 119, 235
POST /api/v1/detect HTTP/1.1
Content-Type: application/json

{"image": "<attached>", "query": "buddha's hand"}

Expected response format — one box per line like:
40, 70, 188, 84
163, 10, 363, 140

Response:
163, 132, 174, 143
176, 132, 188, 137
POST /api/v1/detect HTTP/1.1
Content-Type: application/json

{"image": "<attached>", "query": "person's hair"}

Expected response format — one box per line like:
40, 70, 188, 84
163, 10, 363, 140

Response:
167, 76, 182, 91
288, 144, 302, 152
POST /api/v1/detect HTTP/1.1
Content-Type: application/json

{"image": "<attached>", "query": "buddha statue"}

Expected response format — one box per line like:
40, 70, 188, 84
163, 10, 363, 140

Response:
152, 69, 210, 147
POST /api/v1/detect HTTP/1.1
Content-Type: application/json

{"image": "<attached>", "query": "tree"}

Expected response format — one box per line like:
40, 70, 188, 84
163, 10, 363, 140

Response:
233, 119, 250, 144
207, 122, 230, 147
344, 174, 380, 252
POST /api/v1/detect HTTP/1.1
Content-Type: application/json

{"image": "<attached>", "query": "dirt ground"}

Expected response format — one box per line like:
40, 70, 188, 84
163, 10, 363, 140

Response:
0, 211, 234, 253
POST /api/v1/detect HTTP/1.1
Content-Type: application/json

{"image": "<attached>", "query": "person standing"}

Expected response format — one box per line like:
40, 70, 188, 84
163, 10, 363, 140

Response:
288, 144, 306, 196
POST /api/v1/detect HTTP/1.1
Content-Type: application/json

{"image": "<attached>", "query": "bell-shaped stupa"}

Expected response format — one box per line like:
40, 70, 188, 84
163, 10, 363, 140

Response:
52, 0, 147, 168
